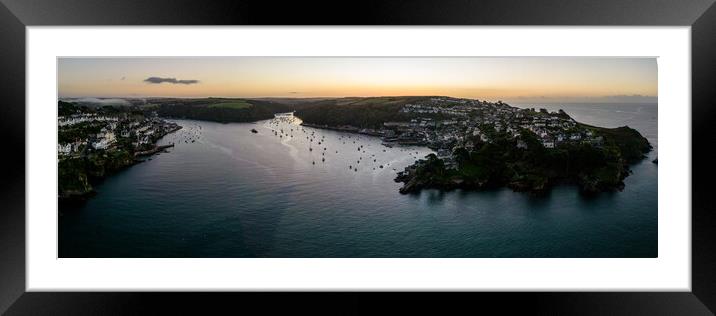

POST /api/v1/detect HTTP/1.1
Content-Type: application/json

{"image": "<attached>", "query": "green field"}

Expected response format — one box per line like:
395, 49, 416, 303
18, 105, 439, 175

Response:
207, 100, 253, 109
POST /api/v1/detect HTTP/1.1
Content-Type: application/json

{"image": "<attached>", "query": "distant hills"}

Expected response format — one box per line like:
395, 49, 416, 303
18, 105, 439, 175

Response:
59, 96, 447, 125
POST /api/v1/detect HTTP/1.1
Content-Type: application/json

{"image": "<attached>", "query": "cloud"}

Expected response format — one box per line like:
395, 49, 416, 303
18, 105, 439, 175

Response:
144, 77, 199, 85
288, 91, 300, 94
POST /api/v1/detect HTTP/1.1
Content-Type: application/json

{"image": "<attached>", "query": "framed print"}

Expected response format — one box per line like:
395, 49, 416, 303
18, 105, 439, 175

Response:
1, 0, 715, 314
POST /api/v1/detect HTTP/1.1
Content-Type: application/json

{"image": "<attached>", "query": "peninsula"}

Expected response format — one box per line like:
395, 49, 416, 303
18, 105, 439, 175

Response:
287, 96, 652, 194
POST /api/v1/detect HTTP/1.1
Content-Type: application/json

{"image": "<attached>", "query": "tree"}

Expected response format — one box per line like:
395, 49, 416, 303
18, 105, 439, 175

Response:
453, 147, 470, 165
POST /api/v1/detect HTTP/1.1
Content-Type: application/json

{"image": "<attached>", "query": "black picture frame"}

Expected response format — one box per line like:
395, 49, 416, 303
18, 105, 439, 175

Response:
1, 0, 714, 314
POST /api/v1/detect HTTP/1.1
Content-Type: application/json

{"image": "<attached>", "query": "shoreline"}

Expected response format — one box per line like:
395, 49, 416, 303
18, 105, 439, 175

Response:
299, 122, 383, 137
299, 122, 430, 147
294, 119, 651, 196
170, 114, 652, 197
134, 143, 176, 157
58, 124, 183, 203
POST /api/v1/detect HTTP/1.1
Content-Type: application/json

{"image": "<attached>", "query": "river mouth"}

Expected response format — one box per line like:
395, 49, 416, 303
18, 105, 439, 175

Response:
58, 108, 657, 258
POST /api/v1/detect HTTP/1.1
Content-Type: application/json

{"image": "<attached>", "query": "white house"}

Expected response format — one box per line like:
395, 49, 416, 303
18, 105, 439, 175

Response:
93, 132, 116, 150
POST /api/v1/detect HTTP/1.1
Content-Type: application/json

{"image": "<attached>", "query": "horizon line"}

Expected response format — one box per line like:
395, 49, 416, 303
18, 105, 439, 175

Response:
58, 94, 658, 102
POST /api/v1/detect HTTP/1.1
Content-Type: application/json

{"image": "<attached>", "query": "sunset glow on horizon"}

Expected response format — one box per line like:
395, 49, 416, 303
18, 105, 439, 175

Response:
58, 57, 657, 103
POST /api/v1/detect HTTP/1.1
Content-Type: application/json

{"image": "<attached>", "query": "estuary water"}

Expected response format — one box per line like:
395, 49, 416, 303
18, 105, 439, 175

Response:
59, 103, 658, 257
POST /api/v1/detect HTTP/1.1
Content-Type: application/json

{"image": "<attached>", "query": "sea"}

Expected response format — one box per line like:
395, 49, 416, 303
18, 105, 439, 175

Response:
59, 103, 658, 257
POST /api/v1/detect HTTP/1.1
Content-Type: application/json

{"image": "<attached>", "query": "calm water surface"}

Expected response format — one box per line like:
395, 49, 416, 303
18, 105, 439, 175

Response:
59, 103, 657, 257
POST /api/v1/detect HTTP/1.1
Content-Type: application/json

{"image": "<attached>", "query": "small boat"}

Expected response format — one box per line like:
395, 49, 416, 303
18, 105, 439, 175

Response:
251, 129, 258, 133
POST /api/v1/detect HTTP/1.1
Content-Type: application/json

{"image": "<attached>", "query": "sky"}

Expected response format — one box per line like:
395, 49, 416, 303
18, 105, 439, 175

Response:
58, 57, 657, 103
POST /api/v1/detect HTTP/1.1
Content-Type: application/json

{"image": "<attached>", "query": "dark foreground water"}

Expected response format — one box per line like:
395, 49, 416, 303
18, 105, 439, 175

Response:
59, 103, 657, 257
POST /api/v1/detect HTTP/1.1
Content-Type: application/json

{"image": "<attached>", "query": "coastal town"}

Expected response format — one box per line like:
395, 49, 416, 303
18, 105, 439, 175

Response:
289, 96, 650, 194
57, 101, 182, 199
58, 110, 181, 158
302, 97, 605, 170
